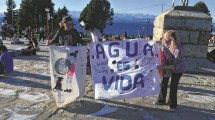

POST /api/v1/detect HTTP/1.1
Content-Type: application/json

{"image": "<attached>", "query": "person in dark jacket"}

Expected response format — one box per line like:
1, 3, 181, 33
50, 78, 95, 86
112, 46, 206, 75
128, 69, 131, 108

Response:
154, 30, 186, 112
46, 16, 83, 46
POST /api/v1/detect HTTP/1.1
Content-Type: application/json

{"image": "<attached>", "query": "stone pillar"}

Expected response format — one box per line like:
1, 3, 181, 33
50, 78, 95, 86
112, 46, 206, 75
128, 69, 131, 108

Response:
153, 6, 215, 74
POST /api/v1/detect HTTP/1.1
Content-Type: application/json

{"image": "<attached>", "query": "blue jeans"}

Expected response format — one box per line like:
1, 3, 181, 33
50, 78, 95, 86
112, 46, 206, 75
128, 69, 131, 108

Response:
157, 73, 183, 108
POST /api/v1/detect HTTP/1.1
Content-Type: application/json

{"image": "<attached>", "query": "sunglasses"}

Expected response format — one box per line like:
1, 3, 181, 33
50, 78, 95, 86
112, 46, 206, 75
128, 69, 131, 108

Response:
163, 39, 172, 45
65, 22, 73, 26
163, 38, 172, 42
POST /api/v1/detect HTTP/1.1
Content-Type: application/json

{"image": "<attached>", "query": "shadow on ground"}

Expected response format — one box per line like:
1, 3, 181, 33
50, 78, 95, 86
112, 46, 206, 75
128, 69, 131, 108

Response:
13, 55, 49, 62
61, 96, 215, 120
4, 71, 50, 81
0, 75, 51, 90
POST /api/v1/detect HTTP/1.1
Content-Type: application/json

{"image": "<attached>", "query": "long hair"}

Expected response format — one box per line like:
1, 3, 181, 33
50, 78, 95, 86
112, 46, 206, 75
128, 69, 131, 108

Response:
0, 45, 7, 52
163, 30, 178, 52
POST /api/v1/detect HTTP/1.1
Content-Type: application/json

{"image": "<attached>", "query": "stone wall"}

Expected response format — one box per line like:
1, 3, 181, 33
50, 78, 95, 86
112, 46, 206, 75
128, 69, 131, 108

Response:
153, 6, 212, 58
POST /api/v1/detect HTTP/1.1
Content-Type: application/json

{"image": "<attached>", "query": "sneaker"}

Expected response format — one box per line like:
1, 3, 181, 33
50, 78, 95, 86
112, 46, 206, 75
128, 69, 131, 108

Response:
169, 107, 176, 112
153, 101, 165, 105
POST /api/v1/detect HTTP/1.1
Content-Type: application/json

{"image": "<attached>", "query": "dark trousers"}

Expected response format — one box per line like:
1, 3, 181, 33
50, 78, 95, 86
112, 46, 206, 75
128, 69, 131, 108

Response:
39, 32, 45, 42
157, 73, 182, 108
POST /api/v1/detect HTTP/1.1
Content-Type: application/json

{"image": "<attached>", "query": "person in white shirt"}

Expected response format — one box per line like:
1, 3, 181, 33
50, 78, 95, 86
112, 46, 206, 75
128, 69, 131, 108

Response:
84, 24, 103, 42
39, 26, 45, 42
83, 23, 104, 69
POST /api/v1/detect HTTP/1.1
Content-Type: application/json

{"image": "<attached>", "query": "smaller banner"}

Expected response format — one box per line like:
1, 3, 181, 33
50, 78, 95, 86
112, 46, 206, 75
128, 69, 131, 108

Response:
49, 45, 86, 108
90, 39, 161, 99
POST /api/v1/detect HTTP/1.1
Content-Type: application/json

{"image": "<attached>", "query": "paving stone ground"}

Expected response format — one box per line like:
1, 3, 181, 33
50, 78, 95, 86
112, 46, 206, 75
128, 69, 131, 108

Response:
0, 38, 214, 120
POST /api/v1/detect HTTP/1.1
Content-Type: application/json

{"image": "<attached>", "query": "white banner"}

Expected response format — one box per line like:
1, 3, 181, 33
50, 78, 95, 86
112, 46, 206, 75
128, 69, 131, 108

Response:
49, 45, 86, 108
90, 39, 161, 99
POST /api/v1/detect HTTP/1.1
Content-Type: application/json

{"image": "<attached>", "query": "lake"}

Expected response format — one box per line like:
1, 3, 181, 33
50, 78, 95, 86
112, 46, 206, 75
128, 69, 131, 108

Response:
1, 17, 214, 37
74, 18, 215, 37
73, 18, 154, 36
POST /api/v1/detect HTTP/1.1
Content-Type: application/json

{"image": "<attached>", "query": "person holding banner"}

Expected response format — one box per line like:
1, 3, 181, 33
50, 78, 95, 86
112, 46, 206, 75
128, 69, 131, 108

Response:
47, 16, 87, 108
83, 23, 104, 68
46, 16, 83, 46
154, 30, 185, 112
83, 23, 103, 42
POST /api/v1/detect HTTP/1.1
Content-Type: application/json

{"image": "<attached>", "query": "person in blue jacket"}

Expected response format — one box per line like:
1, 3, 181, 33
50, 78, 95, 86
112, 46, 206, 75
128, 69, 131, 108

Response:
0, 45, 13, 73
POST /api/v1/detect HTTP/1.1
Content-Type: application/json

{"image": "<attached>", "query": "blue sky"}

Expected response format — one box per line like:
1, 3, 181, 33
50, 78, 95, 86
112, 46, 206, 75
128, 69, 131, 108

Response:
0, 0, 214, 19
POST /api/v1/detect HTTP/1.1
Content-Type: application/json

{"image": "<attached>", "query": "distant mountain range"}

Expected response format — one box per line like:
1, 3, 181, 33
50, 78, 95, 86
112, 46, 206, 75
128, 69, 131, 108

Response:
0, 11, 156, 23
69, 11, 156, 22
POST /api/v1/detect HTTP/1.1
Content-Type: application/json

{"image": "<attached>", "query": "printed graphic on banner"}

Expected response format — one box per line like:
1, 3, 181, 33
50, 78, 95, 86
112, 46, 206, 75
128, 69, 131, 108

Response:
90, 39, 161, 99
49, 45, 86, 108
